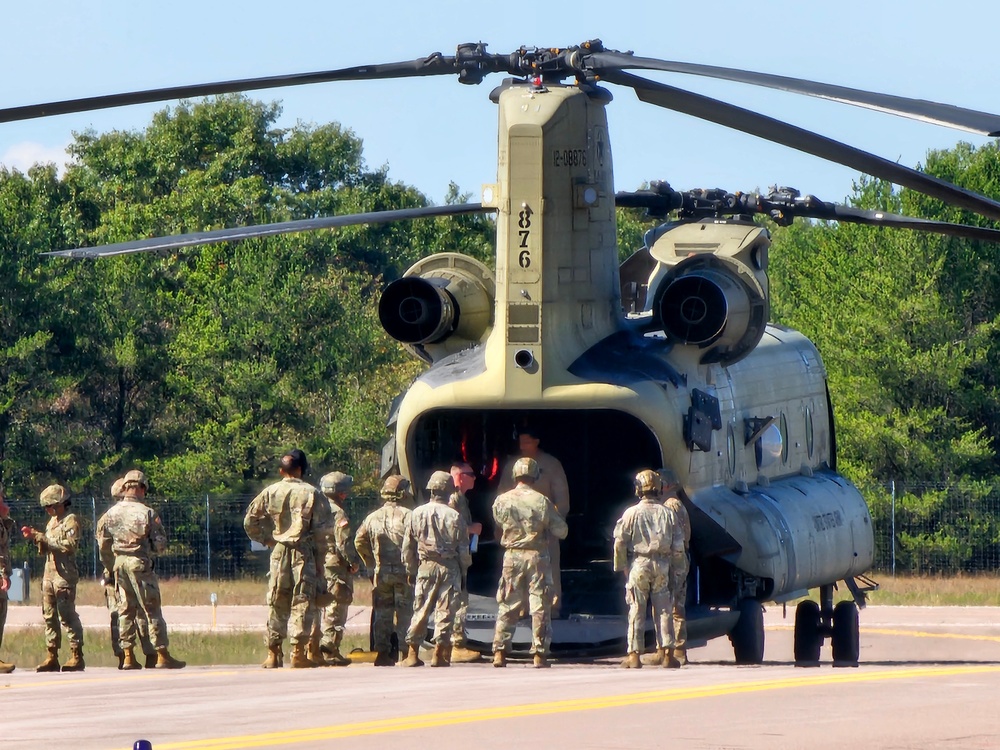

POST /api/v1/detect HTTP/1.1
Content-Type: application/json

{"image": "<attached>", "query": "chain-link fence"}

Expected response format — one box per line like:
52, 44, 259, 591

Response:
6, 481, 1000, 581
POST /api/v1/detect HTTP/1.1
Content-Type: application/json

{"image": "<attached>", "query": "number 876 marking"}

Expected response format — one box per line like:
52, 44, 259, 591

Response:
517, 207, 532, 267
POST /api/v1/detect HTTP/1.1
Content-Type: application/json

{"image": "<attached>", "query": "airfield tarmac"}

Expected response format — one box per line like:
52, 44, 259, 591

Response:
2, 605, 999, 749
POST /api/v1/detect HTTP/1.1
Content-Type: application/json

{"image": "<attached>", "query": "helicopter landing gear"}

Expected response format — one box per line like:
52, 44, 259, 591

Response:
793, 583, 861, 667
730, 599, 765, 665
793, 599, 822, 666
831, 600, 860, 667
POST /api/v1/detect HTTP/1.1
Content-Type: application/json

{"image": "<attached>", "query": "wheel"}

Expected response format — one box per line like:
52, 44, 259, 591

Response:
793, 599, 822, 666
730, 599, 764, 664
831, 600, 860, 667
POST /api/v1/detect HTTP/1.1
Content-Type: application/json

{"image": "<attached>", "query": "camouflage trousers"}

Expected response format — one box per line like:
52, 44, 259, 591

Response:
267, 542, 317, 647
406, 559, 460, 647
493, 548, 553, 656
0, 594, 6, 650
315, 563, 353, 651
41, 573, 83, 650
669, 558, 689, 651
452, 584, 469, 646
370, 567, 413, 654
104, 582, 154, 657
625, 556, 674, 655
114, 556, 170, 651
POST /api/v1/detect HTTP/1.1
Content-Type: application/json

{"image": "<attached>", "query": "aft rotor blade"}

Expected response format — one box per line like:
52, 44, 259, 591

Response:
43, 203, 492, 258
589, 52, 1000, 137
0, 55, 463, 124
603, 70, 1000, 223
810, 204, 1000, 242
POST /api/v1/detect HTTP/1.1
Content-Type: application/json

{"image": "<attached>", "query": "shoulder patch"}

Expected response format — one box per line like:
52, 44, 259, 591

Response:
337, 518, 349, 528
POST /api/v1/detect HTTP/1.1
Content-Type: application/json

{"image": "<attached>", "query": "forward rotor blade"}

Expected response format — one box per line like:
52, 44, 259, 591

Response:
603, 70, 1000, 223
589, 52, 1000, 137
43, 203, 492, 258
0, 55, 463, 124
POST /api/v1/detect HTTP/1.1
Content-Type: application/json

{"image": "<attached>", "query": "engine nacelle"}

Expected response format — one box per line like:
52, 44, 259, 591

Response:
378, 252, 495, 363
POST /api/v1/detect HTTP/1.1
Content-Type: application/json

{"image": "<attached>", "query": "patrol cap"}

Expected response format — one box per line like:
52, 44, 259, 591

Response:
512, 457, 540, 481
426, 470, 454, 493
320, 471, 353, 495
634, 469, 662, 496
111, 477, 125, 500
39, 484, 69, 507
122, 469, 149, 491
380, 474, 410, 499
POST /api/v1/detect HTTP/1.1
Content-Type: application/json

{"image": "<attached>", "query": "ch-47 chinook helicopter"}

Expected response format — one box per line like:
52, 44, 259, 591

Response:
17, 40, 1000, 666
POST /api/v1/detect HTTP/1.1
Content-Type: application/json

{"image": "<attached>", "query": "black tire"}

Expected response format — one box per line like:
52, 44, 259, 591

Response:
793, 599, 822, 666
730, 599, 765, 664
831, 600, 860, 667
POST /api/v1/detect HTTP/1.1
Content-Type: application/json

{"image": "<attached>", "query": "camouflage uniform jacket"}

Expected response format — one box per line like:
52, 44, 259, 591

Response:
39, 513, 81, 583
663, 495, 691, 548
0, 516, 13, 580
355, 501, 411, 574
498, 449, 570, 517
243, 477, 330, 556
492, 485, 568, 551
402, 500, 471, 576
448, 491, 472, 527
612, 497, 685, 572
97, 497, 167, 573
323, 498, 359, 570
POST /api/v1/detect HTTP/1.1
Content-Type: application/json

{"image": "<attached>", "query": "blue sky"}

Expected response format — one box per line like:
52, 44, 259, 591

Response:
2, 1, 996, 207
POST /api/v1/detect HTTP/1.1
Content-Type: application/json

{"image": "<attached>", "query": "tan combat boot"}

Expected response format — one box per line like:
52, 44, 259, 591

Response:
61, 645, 85, 672
665, 648, 681, 669
674, 647, 688, 666
430, 642, 450, 667
533, 653, 551, 669
144, 653, 158, 669
373, 651, 396, 667
0, 657, 16, 674
155, 648, 186, 669
262, 644, 282, 669
289, 644, 315, 668
121, 647, 141, 670
646, 647, 666, 666
492, 650, 507, 668
450, 643, 484, 663
307, 641, 326, 667
401, 643, 424, 667
36, 647, 60, 673
620, 651, 642, 669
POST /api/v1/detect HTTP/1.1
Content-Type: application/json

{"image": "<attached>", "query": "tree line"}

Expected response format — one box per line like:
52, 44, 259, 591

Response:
2, 95, 999, 571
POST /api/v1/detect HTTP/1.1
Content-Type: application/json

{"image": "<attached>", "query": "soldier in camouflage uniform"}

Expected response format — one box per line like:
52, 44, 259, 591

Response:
401, 471, 470, 668
21, 484, 85, 672
448, 462, 484, 663
311, 471, 360, 667
661, 469, 692, 668
0, 484, 16, 674
491, 457, 568, 669
102, 477, 157, 669
354, 475, 414, 667
613, 469, 685, 669
497, 426, 570, 615
97, 469, 186, 669
244, 449, 330, 669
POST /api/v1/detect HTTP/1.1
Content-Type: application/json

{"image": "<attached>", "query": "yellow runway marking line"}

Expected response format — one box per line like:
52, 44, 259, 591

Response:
148, 665, 1000, 750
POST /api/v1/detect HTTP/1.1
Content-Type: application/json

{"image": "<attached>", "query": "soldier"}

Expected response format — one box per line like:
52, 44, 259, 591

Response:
491, 457, 568, 669
312, 471, 360, 667
661, 469, 692, 668
0, 484, 16, 674
96, 469, 185, 669
613, 469, 685, 669
354, 475, 414, 667
102, 478, 158, 669
21, 484, 85, 672
497, 426, 570, 615
448, 461, 484, 663
244, 449, 329, 669
401, 471, 470, 668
